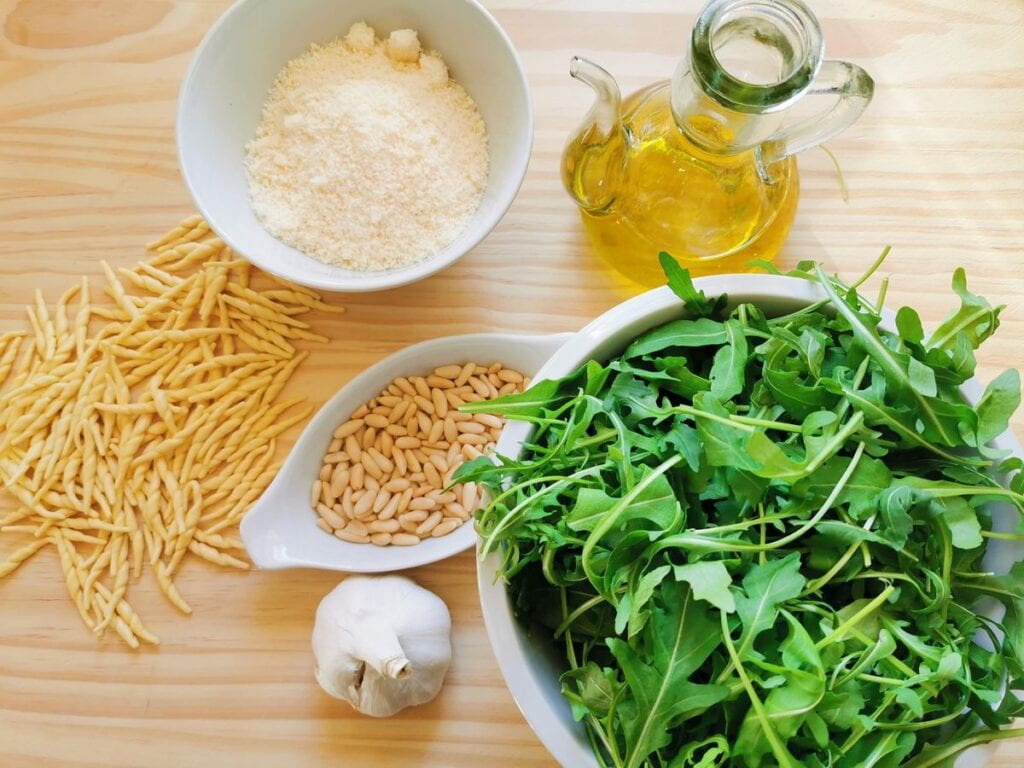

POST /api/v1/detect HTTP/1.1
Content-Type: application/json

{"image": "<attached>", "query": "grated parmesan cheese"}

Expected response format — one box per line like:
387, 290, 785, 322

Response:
245, 23, 489, 272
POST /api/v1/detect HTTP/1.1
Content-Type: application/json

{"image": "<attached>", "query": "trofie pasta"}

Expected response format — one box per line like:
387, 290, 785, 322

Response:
0, 216, 339, 647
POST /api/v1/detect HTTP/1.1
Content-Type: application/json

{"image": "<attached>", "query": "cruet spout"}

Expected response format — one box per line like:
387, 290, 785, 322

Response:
561, 57, 626, 213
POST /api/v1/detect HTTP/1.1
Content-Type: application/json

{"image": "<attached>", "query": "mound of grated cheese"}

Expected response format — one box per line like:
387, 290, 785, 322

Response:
245, 23, 489, 272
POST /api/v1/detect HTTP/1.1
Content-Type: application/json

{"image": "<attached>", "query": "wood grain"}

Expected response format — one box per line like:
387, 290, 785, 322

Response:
0, 0, 1022, 765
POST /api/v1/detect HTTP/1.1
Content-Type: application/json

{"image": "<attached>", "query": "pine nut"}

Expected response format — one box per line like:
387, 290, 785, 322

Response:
370, 533, 392, 546
455, 362, 475, 386
385, 424, 407, 436
393, 448, 408, 476
330, 465, 349, 499
409, 497, 437, 511
430, 491, 457, 505
400, 510, 428, 524
443, 417, 457, 443
367, 447, 394, 474
424, 462, 442, 486
462, 482, 477, 510
449, 411, 471, 422
429, 454, 449, 474
458, 421, 486, 434
352, 404, 370, 418
405, 449, 422, 473
445, 502, 469, 521
323, 451, 349, 463
416, 511, 443, 536
364, 413, 389, 429
386, 384, 403, 397
413, 394, 435, 415
412, 484, 432, 497
342, 487, 355, 518
379, 494, 401, 520
378, 395, 402, 406
344, 434, 362, 462
379, 431, 394, 458
498, 369, 523, 384
394, 377, 416, 395
432, 519, 460, 538
389, 400, 410, 424
369, 518, 400, 534
435, 365, 462, 378
362, 426, 376, 449
316, 518, 333, 534
310, 480, 322, 509
364, 474, 380, 492
372, 406, 391, 417
445, 390, 465, 408
447, 444, 461, 467
395, 436, 421, 450
432, 388, 448, 417
474, 413, 503, 429
400, 519, 421, 533
384, 477, 411, 493
458, 433, 489, 445
334, 419, 364, 439
319, 463, 332, 482
416, 411, 432, 436
412, 377, 431, 399
360, 452, 383, 480
353, 489, 376, 517
397, 487, 413, 514
461, 444, 482, 461
468, 376, 490, 397
474, 365, 488, 375
488, 372, 503, 388
427, 375, 454, 390
372, 489, 392, 514
490, 427, 503, 442
498, 382, 516, 395
346, 519, 369, 536
328, 438, 343, 453
392, 533, 420, 546
317, 503, 346, 529
335, 528, 370, 544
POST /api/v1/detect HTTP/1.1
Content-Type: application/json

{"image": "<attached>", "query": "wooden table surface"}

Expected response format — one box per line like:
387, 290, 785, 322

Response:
1, 0, 1022, 765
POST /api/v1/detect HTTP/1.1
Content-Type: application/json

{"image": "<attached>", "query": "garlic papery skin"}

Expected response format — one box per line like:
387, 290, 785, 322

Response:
312, 575, 452, 717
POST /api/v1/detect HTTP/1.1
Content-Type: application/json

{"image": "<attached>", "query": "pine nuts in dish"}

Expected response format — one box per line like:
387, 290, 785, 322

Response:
312, 363, 526, 545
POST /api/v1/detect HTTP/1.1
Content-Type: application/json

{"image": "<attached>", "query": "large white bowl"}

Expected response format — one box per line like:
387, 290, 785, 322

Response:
177, 0, 532, 292
478, 274, 1020, 768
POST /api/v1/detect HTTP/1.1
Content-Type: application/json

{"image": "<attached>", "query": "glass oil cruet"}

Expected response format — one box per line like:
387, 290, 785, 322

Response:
562, 0, 875, 285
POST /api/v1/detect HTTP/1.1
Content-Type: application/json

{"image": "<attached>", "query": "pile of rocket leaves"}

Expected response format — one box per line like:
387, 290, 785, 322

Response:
455, 254, 1024, 768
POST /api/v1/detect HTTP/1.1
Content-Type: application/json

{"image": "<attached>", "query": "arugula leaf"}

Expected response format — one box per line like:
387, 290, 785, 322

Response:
674, 560, 736, 613
607, 583, 730, 768
733, 553, 806, 658
659, 252, 726, 318
927, 267, 1003, 351
709, 319, 748, 401
625, 318, 727, 358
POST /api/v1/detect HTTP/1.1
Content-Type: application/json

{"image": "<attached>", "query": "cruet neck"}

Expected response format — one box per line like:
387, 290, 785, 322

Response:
670, 0, 824, 154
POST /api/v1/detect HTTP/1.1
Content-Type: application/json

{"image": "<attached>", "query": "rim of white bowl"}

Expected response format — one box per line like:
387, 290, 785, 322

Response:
175, 0, 534, 293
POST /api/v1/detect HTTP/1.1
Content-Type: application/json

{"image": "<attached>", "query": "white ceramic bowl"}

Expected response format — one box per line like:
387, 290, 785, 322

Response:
478, 274, 1020, 768
177, 0, 532, 292
240, 332, 570, 572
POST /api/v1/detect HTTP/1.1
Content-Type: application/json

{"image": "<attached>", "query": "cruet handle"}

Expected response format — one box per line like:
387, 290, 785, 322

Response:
758, 60, 875, 167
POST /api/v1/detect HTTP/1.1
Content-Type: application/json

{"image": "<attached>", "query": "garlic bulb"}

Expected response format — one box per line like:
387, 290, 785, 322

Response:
312, 575, 452, 717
